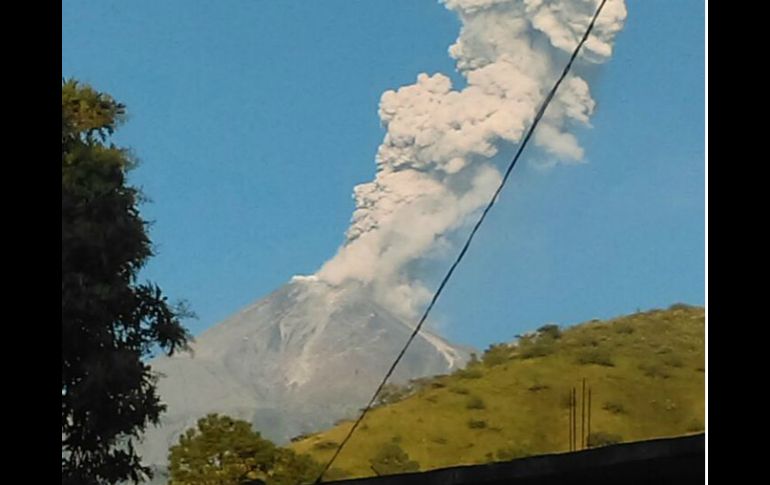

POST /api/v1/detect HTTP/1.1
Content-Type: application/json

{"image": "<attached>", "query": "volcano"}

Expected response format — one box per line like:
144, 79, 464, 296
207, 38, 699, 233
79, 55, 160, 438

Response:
137, 277, 472, 473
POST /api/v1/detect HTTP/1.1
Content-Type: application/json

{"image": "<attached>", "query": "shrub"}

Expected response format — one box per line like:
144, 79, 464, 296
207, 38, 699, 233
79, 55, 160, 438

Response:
639, 363, 670, 379
528, 383, 549, 392
519, 335, 556, 359
668, 302, 693, 311
482, 343, 512, 367
577, 348, 614, 367
615, 322, 635, 334
577, 334, 600, 347
467, 419, 487, 429
313, 440, 339, 450
602, 401, 626, 414
537, 324, 562, 339
409, 376, 446, 391
450, 386, 470, 395
662, 355, 684, 368
587, 432, 622, 448
466, 396, 486, 410
375, 383, 411, 406
431, 436, 448, 445
290, 432, 313, 443
369, 443, 419, 476
457, 368, 484, 379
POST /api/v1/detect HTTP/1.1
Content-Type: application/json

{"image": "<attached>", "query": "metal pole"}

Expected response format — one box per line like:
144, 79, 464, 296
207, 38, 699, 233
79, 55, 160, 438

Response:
572, 387, 577, 451
581, 378, 586, 450
587, 387, 592, 448
568, 389, 572, 451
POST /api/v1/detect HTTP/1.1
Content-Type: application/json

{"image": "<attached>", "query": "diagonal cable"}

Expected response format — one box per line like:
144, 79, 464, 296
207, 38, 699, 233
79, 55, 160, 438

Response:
314, 1, 608, 481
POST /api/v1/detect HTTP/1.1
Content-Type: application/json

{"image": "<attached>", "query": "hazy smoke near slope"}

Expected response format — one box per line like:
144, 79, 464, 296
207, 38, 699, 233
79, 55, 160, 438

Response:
316, 0, 627, 318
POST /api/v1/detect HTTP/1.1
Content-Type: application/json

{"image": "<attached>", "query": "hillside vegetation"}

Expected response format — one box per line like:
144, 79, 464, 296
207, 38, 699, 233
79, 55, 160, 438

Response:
290, 305, 705, 479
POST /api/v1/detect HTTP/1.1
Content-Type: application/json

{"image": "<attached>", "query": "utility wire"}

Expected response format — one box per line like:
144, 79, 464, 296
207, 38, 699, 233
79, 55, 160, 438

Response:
313, 1, 608, 481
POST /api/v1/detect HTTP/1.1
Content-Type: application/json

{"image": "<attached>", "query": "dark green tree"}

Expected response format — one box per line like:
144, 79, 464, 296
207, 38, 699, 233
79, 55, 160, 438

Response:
168, 414, 323, 485
269, 448, 324, 485
369, 442, 419, 476
482, 343, 512, 367
536, 324, 562, 340
62, 80, 191, 484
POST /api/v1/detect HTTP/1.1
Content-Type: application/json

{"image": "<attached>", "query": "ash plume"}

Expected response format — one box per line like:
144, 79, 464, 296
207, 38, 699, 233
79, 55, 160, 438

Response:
315, 0, 627, 318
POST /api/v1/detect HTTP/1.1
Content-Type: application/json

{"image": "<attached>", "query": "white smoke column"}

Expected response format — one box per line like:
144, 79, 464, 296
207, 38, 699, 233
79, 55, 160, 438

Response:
316, 0, 627, 317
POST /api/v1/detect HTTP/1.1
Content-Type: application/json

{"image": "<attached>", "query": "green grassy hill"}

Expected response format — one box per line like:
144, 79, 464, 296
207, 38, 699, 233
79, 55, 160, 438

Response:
290, 304, 705, 479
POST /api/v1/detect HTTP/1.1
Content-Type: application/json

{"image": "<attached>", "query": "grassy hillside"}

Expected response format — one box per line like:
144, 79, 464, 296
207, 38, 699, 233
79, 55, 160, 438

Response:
290, 305, 705, 479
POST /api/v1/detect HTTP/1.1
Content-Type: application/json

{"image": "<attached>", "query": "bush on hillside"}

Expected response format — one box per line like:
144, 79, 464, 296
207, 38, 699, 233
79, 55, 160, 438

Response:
639, 363, 671, 379
482, 343, 512, 367
313, 440, 339, 450
537, 324, 562, 340
467, 419, 487, 429
577, 348, 614, 367
369, 443, 419, 476
457, 367, 484, 379
602, 401, 626, 414
662, 355, 684, 368
519, 334, 556, 359
466, 396, 486, 410
375, 383, 411, 406
668, 302, 694, 311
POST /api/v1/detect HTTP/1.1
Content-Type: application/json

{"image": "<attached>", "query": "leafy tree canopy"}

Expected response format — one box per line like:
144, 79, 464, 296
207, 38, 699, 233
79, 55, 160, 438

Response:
169, 414, 323, 485
369, 442, 419, 476
62, 80, 191, 484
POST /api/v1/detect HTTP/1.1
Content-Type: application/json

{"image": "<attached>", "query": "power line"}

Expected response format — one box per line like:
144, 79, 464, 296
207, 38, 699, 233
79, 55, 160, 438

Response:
313, 1, 608, 481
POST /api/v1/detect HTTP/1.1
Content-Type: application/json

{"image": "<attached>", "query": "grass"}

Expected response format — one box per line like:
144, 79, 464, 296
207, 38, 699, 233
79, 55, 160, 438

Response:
290, 306, 705, 479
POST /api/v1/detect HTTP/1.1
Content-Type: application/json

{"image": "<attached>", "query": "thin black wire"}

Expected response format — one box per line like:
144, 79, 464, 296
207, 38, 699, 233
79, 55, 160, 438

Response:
313, 1, 607, 481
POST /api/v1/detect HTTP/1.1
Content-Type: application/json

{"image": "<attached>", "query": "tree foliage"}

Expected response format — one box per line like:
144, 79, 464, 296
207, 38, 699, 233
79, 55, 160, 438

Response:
482, 343, 512, 367
536, 324, 561, 340
369, 442, 419, 476
62, 80, 191, 484
168, 414, 323, 485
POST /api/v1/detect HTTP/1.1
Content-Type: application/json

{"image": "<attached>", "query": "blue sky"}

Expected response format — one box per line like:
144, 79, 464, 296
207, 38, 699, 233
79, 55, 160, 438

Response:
62, 0, 705, 349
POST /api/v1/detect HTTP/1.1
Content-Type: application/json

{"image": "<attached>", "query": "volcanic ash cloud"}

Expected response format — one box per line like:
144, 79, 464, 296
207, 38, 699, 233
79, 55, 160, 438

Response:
316, 0, 627, 318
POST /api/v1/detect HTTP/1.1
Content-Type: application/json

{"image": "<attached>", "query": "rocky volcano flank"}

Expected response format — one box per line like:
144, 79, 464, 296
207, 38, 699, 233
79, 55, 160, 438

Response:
138, 278, 472, 471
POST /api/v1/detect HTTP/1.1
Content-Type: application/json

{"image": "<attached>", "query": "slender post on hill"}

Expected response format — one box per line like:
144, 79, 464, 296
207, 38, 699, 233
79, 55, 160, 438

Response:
572, 387, 577, 451
587, 386, 592, 448
581, 378, 586, 450
568, 389, 572, 451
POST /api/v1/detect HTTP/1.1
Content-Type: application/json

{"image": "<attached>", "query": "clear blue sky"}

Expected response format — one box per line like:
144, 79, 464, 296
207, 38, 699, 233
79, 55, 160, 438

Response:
62, 0, 705, 349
